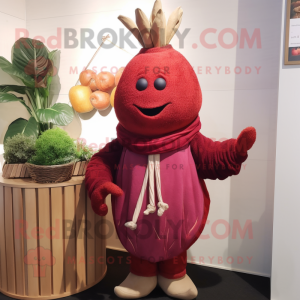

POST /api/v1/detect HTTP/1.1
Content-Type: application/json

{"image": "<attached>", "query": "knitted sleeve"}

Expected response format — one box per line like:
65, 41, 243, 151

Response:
85, 139, 123, 216
190, 132, 248, 180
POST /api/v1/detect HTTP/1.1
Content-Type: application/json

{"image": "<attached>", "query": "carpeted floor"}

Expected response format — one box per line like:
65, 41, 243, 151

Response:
0, 249, 270, 300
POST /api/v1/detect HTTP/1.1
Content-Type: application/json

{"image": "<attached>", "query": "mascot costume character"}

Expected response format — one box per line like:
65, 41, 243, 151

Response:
86, 1, 256, 298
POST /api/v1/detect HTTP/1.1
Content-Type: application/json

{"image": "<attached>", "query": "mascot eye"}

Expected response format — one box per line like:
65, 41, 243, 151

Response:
136, 78, 148, 91
154, 78, 166, 90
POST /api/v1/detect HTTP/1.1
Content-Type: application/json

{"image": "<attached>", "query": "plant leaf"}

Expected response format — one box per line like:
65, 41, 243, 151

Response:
0, 57, 35, 87
0, 92, 32, 116
12, 38, 53, 88
47, 50, 57, 92
48, 50, 57, 61
0, 85, 27, 94
38, 87, 49, 101
36, 103, 74, 126
4, 117, 39, 142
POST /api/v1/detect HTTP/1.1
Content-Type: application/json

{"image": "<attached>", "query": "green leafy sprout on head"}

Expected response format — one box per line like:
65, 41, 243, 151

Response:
4, 133, 36, 164
29, 127, 77, 166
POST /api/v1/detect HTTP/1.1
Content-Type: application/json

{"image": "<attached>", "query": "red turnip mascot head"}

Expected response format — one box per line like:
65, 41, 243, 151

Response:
114, 45, 201, 137
86, 1, 256, 299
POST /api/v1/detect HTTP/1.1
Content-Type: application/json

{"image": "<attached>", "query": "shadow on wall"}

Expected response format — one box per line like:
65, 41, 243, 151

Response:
227, 0, 281, 279
50, 51, 83, 139
187, 247, 222, 288
49, 50, 62, 106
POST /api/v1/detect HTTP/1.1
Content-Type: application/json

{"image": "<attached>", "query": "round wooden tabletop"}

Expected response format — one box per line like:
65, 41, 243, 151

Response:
0, 175, 85, 188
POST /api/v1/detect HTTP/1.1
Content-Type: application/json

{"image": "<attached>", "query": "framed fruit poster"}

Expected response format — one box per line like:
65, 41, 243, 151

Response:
285, 0, 300, 64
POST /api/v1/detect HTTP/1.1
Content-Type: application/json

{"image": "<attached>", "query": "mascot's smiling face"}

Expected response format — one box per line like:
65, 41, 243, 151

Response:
114, 45, 202, 137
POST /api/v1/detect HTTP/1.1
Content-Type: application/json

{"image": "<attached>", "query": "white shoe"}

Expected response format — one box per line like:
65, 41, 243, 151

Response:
114, 272, 157, 299
158, 274, 198, 299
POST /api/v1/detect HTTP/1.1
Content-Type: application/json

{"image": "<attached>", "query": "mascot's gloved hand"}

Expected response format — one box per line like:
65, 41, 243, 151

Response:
235, 127, 257, 156
91, 182, 123, 216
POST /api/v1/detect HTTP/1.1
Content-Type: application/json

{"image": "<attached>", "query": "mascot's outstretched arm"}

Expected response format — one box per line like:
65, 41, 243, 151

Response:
190, 127, 256, 180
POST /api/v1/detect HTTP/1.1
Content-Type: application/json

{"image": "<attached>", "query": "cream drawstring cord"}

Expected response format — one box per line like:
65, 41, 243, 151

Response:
125, 154, 169, 230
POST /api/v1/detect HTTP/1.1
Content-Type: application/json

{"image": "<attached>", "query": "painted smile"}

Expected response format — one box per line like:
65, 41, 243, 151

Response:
134, 103, 170, 117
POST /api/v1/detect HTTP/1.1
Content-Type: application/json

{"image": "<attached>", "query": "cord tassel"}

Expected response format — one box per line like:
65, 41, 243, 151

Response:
124, 165, 149, 230
125, 154, 168, 230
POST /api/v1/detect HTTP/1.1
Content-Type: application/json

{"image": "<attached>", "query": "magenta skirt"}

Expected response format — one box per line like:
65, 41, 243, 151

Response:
111, 145, 205, 262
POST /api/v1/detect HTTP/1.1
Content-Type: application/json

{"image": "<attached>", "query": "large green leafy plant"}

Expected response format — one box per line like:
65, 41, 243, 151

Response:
0, 38, 74, 141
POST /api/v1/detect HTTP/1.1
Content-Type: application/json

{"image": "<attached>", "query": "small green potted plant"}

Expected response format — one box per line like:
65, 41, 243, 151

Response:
2, 134, 36, 179
26, 127, 77, 183
73, 140, 95, 176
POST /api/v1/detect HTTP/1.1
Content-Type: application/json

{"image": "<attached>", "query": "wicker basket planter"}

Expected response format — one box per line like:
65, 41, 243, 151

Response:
2, 163, 30, 179
73, 161, 89, 176
2, 161, 88, 181
26, 162, 75, 183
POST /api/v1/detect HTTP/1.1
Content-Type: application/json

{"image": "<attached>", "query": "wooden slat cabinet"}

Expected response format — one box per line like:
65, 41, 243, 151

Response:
0, 176, 106, 299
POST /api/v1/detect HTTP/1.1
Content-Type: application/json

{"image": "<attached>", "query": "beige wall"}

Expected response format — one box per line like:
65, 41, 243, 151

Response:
271, 1, 300, 299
